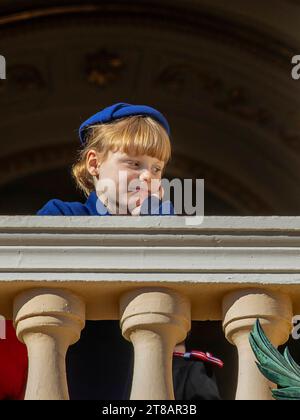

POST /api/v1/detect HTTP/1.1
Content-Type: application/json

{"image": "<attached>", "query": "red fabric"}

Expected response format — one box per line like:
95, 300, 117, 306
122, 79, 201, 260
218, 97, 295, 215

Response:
0, 320, 28, 400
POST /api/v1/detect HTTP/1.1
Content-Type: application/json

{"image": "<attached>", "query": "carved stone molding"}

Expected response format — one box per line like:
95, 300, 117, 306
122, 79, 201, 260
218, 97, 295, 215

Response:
85, 48, 124, 88
0, 64, 45, 93
156, 64, 299, 155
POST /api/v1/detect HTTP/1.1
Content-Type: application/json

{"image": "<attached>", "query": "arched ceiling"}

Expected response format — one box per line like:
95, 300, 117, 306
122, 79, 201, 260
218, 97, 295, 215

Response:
0, 0, 299, 215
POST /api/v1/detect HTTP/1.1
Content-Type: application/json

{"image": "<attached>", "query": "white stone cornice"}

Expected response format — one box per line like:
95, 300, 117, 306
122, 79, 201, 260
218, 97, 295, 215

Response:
0, 215, 300, 232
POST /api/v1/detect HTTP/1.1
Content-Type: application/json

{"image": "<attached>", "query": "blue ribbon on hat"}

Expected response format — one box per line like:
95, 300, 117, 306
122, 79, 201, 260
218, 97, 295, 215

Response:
79, 102, 171, 145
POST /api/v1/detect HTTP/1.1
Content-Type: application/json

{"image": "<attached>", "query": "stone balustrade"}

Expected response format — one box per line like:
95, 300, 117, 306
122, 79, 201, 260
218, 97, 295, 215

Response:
0, 215, 299, 400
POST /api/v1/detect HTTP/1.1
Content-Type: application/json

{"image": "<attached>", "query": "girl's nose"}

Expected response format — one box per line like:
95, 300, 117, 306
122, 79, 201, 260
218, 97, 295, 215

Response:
139, 169, 152, 183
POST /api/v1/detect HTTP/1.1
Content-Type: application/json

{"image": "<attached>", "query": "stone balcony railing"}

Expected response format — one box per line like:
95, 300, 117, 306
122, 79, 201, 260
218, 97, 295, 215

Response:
0, 215, 300, 400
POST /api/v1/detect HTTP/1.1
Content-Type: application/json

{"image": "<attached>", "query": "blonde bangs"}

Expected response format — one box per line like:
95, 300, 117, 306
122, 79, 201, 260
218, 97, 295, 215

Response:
89, 115, 171, 163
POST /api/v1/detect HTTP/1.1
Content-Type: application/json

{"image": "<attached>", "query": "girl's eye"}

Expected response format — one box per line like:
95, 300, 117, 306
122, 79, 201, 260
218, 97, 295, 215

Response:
127, 160, 140, 167
153, 167, 162, 173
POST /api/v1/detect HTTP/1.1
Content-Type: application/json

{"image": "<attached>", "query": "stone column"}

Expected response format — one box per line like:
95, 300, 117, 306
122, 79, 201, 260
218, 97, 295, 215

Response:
14, 288, 85, 400
223, 289, 292, 400
120, 288, 191, 400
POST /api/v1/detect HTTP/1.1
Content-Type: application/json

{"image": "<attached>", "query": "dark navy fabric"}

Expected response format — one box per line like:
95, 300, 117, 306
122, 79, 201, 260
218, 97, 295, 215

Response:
172, 356, 221, 400
79, 102, 171, 145
36, 191, 108, 216
36, 190, 175, 216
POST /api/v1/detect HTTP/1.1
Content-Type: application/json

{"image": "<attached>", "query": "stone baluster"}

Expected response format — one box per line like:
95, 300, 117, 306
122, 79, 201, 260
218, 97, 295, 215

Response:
14, 288, 85, 400
120, 288, 191, 400
223, 289, 292, 400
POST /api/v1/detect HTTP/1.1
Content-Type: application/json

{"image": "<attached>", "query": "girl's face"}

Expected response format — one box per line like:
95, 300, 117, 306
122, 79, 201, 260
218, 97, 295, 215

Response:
94, 150, 165, 215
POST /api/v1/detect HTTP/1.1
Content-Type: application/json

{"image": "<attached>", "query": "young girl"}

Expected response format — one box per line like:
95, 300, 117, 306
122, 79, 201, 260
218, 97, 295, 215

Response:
38, 102, 174, 217
0, 102, 174, 400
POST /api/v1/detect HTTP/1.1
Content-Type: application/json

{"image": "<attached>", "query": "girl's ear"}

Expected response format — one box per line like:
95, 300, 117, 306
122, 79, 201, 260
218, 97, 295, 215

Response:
86, 149, 100, 177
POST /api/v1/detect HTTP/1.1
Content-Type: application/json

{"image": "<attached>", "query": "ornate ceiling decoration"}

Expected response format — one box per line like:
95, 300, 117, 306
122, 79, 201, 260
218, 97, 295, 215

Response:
85, 48, 124, 88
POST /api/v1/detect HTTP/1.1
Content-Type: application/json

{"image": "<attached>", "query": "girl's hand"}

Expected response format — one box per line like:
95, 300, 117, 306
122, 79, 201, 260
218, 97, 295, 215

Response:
129, 184, 164, 216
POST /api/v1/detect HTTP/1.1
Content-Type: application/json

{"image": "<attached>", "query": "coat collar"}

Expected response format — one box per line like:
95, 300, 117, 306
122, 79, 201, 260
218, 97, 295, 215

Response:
85, 190, 175, 216
85, 191, 111, 216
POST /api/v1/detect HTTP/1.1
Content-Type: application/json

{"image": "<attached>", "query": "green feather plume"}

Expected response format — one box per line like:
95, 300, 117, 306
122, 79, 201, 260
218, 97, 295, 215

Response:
249, 319, 300, 400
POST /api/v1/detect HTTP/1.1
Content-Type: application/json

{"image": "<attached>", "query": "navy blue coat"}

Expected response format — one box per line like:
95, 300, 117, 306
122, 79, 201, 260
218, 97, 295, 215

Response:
36, 190, 175, 216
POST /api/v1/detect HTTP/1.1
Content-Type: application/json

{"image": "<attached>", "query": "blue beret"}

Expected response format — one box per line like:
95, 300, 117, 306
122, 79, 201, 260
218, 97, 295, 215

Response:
79, 102, 171, 145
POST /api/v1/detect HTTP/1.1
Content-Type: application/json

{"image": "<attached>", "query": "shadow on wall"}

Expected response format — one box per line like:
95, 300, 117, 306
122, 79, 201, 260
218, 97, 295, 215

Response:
66, 320, 237, 400
188, 321, 237, 401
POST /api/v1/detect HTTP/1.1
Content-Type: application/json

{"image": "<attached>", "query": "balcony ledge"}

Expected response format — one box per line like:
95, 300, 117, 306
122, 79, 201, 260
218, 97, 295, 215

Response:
0, 215, 299, 320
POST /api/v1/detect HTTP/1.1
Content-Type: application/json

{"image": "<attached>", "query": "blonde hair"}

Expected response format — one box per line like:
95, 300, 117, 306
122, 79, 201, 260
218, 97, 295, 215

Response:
72, 115, 172, 197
